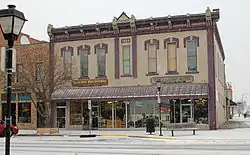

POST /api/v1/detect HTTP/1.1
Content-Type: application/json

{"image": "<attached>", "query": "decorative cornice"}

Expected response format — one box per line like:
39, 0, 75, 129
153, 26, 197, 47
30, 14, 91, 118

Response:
51, 10, 220, 43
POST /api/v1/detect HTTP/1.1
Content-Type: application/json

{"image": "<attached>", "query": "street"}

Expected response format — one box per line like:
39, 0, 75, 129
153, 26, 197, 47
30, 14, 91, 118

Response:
1, 136, 250, 155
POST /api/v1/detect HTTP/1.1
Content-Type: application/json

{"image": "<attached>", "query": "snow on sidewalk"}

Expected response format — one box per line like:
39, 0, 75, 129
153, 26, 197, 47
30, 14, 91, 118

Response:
17, 116, 250, 140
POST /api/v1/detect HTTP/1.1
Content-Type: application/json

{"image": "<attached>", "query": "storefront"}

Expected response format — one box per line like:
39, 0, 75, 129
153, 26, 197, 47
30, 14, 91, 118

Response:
0, 90, 36, 129
52, 83, 209, 130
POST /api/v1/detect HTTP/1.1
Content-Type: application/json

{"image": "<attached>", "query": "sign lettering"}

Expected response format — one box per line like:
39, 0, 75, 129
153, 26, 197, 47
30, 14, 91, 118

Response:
72, 79, 108, 87
151, 75, 194, 84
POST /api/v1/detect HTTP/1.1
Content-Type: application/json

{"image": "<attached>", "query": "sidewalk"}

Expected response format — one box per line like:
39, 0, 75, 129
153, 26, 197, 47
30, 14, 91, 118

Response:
17, 116, 250, 140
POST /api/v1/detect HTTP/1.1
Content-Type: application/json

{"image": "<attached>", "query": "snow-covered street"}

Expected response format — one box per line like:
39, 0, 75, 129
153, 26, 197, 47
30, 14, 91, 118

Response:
1, 116, 250, 155
1, 136, 250, 155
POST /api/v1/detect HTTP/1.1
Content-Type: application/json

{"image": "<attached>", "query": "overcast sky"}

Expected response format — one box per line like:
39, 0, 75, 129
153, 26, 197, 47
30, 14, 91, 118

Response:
1, 0, 248, 102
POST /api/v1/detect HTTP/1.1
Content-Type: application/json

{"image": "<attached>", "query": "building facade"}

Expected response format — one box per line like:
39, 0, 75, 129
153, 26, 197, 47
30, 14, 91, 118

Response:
0, 33, 49, 129
49, 7, 226, 130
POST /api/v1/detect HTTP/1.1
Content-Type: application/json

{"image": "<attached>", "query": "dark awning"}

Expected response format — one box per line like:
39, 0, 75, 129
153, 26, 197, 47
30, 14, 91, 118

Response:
226, 97, 237, 106
52, 83, 208, 101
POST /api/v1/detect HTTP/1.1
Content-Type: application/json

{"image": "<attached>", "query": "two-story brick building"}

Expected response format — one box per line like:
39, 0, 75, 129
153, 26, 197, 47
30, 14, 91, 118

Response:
0, 30, 49, 130
49, 7, 226, 130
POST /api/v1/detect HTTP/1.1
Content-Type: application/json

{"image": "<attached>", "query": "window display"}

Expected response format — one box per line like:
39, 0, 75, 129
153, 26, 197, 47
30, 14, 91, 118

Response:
18, 102, 31, 123
70, 102, 82, 125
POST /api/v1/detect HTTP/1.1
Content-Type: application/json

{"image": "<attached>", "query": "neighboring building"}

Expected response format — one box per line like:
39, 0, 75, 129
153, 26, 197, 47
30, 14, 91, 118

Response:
47, 7, 225, 130
0, 31, 49, 129
225, 82, 236, 119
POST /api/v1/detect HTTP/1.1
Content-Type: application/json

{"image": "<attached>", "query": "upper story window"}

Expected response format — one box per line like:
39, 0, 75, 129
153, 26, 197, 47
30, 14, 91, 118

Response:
61, 46, 73, 79
184, 36, 199, 73
78, 45, 90, 78
36, 62, 43, 81
16, 64, 23, 82
144, 39, 159, 75
164, 37, 179, 74
187, 40, 197, 72
122, 45, 131, 75
167, 42, 177, 73
148, 44, 157, 73
95, 43, 108, 78
97, 48, 106, 77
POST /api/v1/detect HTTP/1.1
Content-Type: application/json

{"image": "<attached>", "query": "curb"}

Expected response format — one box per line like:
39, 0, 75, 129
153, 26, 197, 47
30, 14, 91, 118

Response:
16, 134, 64, 137
99, 134, 128, 137
128, 135, 176, 140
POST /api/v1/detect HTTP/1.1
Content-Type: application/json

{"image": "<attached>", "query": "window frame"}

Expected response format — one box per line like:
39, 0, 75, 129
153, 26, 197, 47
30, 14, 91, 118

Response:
17, 102, 31, 123
167, 42, 178, 73
96, 48, 106, 77
36, 62, 43, 81
187, 40, 198, 72
122, 45, 131, 75
16, 63, 23, 82
147, 43, 157, 74
63, 50, 72, 79
80, 49, 89, 77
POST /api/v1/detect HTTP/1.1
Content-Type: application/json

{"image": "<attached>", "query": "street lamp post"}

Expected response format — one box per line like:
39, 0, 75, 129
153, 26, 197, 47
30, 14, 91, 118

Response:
0, 5, 27, 155
156, 80, 163, 136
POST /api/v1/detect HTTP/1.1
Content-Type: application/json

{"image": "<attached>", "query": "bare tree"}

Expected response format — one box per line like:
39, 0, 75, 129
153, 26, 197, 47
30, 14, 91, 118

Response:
0, 43, 74, 127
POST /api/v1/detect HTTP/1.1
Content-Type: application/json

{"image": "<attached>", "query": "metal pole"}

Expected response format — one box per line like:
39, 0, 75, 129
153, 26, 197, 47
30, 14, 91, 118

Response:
180, 100, 182, 123
112, 102, 114, 128
157, 90, 163, 136
88, 100, 92, 135
125, 102, 128, 128
5, 40, 14, 155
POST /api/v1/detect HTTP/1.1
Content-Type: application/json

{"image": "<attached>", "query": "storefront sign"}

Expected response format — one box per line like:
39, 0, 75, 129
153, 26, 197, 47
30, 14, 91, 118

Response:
150, 75, 194, 84
158, 106, 171, 112
72, 79, 108, 87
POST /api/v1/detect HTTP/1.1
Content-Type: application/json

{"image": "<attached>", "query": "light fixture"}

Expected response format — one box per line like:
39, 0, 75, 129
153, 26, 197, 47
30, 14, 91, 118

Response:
156, 79, 161, 90
0, 5, 27, 41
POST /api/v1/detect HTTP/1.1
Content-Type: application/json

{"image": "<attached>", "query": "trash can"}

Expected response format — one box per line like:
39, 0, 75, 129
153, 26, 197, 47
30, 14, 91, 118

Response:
146, 116, 155, 135
244, 113, 247, 118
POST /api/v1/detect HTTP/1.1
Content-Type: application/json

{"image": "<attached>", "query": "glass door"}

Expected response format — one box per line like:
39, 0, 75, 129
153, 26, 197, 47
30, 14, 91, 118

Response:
181, 104, 191, 123
57, 107, 66, 128
92, 106, 99, 129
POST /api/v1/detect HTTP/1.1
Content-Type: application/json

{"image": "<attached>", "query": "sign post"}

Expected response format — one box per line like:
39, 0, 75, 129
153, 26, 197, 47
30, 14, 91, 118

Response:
88, 100, 92, 135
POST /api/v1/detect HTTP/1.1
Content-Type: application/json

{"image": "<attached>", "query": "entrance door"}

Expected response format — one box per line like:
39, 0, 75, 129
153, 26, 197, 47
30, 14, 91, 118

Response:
57, 107, 66, 128
92, 106, 99, 129
181, 104, 192, 123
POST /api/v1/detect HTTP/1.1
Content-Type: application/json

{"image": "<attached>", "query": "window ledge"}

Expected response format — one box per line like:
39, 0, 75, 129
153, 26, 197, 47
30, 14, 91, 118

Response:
79, 76, 89, 79
95, 76, 107, 79
121, 74, 132, 77
186, 71, 199, 74
146, 72, 159, 76
165, 71, 179, 75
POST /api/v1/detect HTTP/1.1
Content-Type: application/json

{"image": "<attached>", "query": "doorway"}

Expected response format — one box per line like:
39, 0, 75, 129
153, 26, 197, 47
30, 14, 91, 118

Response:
180, 104, 193, 123
57, 107, 66, 128
92, 105, 99, 129
2, 103, 16, 125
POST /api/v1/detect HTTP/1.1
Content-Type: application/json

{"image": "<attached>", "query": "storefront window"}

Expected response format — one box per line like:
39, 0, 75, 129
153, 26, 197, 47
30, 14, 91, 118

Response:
70, 102, 82, 125
128, 100, 167, 128
99, 101, 126, 128
18, 102, 31, 123
194, 99, 208, 124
